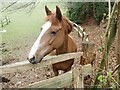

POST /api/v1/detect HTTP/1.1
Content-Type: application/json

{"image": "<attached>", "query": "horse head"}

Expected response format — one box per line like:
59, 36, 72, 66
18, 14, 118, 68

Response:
28, 6, 73, 64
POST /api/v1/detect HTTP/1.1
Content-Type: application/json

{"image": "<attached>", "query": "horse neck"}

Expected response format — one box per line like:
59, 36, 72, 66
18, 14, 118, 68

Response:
56, 35, 68, 55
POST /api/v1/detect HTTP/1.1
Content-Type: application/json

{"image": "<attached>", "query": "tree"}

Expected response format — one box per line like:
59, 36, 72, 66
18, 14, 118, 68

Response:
117, 1, 120, 84
1, 1, 38, 13
94, 1, 120, 88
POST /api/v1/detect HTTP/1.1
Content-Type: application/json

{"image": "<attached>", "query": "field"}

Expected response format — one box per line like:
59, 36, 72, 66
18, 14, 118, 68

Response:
1, 2, 66, 64
0, 2, 117, 88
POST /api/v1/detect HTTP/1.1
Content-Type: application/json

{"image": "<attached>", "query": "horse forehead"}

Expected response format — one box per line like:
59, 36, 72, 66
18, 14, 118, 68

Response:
42, 21, 52, 30
39, 21, 52, 40
46, 15, 60, 25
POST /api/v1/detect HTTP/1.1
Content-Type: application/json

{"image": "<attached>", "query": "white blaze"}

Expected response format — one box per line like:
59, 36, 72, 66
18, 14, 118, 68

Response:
28, 21, 52, 59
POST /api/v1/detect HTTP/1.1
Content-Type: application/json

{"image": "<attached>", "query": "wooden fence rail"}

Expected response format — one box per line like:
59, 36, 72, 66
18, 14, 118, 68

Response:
0, 52, 83, 74
26, 70, 73, 88
25, 64, 92, 88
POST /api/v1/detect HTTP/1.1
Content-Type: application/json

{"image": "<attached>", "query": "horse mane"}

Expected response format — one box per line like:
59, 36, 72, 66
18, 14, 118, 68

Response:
62, 16, 73, 34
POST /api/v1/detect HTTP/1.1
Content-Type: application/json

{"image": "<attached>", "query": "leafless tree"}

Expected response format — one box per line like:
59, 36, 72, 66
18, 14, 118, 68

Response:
1, 0, 39, 13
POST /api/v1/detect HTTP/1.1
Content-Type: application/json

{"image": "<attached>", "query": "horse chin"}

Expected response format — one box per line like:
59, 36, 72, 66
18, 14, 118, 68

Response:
28, 59, 37, 64
36, 47, 54, 63
36, 52, 48, 63
37, 57, 43, 63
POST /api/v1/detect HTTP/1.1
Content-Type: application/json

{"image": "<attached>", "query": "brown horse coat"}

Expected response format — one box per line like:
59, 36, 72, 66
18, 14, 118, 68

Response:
52, 35, 77, 76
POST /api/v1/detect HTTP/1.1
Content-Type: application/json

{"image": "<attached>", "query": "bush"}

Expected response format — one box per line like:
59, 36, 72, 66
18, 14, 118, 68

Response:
66, 2, 113, 24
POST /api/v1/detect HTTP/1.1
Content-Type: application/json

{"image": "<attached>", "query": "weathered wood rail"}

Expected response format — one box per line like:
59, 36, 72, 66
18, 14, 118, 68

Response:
0, 52, 83, 74
1, 52, 93, 88
25, 64, 92, 88
26, 70, 73, 88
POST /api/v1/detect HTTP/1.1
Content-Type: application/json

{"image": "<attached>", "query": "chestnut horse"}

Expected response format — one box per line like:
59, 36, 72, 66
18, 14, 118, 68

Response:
28, 6, 77, 76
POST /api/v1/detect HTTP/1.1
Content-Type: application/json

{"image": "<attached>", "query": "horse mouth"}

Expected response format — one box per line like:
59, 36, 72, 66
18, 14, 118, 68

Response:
28, 46, 53, 64
27, 55, 44, 64
30, 61, 37, 64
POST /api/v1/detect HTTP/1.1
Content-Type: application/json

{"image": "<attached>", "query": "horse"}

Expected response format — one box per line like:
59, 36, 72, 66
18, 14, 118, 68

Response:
27, 6, 77, 76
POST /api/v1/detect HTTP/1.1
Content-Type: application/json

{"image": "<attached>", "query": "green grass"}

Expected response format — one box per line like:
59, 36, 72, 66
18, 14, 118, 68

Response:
1, 2, 66, 49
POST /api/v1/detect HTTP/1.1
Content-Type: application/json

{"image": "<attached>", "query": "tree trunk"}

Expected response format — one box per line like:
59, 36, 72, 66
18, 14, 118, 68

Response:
94, 1, 118, 87
117, 1, 120, 84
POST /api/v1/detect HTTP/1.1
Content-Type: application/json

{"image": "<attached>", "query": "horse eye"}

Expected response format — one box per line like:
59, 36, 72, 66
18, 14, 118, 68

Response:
51, 31, 56, 35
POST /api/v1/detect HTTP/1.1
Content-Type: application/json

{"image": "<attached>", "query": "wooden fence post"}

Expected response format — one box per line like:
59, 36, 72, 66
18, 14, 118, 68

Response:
73, 64, 93, 89
5, 16, 9, 25
80, 41, 96, 65
73, 66, 84, 89
1, 20, 3, 27
80, 41, 95, 87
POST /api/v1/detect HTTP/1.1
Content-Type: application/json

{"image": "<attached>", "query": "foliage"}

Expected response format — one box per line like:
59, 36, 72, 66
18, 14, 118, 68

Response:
66, 2, 92, 24
66, 2, 113, 24
97, 70, 117, 88
94, 1, 119, 88
97, 75, 107, 86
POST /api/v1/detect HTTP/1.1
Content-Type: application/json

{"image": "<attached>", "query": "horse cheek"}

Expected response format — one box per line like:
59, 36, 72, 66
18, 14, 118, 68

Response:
53, 34, 63, 48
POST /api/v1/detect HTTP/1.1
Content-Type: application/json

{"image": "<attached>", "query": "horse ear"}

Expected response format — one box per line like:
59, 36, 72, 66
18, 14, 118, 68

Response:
56, 6, 62, 21
45, 5, 52, 16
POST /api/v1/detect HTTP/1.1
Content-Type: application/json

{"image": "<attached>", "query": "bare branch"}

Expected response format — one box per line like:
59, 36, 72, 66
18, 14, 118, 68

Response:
1, 1, 18, 12
1, 0, 38, 13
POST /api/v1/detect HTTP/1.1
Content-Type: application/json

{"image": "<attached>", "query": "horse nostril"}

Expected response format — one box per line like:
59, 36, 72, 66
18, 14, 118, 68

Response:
30, 56, 36, 64
31, 56, 35, 60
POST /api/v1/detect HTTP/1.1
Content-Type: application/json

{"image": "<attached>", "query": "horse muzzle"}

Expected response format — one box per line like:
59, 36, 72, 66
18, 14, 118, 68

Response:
27, 55, 43, 64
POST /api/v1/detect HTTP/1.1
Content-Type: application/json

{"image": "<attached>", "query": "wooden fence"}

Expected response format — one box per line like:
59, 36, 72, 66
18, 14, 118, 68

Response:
0, 16, 10, 27
0, 52, 93, 88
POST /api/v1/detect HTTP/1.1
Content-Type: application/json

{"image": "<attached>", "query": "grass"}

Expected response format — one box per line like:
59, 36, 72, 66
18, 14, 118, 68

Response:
0, 2, 66, 62
2, 2, 65, 45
